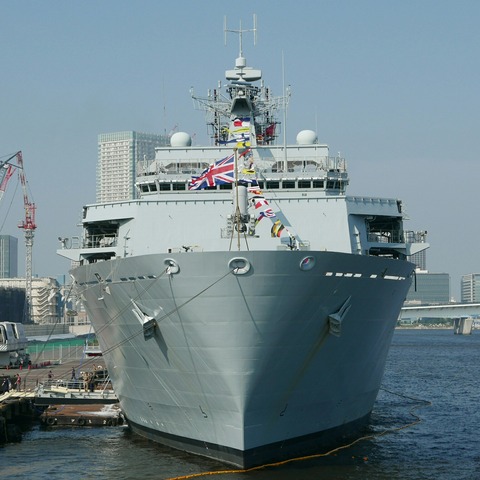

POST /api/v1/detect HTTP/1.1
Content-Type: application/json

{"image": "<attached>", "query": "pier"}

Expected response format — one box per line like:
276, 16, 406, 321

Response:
0, 358, 121, 444
40, 403, 123, 427
0, 392, 35, 443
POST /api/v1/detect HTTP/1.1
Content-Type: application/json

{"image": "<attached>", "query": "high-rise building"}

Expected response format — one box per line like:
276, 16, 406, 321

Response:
408, 249, 427, 271
405, 272, 450, 305
461, 273, 480, 303
0, 235, 18, 278
0, 277, 61, 324
0, 286, 24, 323
406, 231, 428, 270
97, 131, 168, 203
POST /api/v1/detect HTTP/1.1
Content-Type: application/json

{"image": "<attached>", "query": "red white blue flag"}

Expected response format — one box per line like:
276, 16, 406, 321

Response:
188, 154, 235, 190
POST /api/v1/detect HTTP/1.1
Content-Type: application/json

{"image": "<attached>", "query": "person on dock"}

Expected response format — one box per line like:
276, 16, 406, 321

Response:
15, 373, 21, 391
88, 373, 95, 392
1, 377, 10, 393
82, 372, 92, 392
71, 367, 76, 380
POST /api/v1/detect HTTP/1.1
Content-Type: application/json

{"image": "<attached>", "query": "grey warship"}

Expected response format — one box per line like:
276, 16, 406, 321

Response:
59, 20, 428, 468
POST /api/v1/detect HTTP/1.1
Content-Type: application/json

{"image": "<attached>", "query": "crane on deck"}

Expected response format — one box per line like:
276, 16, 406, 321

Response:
0, 151, 36, 322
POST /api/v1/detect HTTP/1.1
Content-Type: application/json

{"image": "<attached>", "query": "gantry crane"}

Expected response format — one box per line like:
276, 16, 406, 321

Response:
0, 151, 36, 322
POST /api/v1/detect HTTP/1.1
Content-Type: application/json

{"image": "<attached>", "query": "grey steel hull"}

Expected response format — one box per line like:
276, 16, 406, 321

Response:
72, 250, 413, 467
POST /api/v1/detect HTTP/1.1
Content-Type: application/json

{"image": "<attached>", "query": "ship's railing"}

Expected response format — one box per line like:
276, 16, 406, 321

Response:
136, 155, 347, 179
42, 377, 114, 392
84, 233, 118, 249
404, 230, 428, 243
367, 230, 428, 245
266, 156, 347, 173
368, 232, 403, 243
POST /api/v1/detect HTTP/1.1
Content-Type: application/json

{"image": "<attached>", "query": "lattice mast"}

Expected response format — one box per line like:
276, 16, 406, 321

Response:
190, 15, 289, 146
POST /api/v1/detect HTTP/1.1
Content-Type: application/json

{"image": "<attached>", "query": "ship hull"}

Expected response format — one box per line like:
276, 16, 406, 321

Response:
72, 250, 413, 468
128, 411, 370, 467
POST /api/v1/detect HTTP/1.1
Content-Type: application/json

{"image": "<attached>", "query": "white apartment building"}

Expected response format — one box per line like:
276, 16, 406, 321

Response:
97, 131, 168, 203
461, 273, 480, 303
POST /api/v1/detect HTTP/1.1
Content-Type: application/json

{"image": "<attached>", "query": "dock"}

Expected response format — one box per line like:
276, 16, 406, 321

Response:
40, 403, 123, 427
0, 391, 35, 443
0, 358, 122, 444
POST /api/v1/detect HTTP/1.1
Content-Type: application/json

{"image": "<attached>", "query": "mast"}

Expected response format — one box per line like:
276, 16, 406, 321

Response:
224, 14, 257, 53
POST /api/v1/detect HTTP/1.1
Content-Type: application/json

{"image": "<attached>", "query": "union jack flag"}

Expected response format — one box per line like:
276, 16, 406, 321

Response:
188, 154, 235, 190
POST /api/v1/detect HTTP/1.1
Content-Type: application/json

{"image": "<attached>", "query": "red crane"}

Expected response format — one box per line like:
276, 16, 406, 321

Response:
0, 151, 36, 322
15, 151, 36, 322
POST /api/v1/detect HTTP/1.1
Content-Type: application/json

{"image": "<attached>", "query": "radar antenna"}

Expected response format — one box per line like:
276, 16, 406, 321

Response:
224, 14, 257, 57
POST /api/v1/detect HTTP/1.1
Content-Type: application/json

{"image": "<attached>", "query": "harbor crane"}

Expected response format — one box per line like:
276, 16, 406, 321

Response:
0, 151, 36, 322
0, 153, 17, 203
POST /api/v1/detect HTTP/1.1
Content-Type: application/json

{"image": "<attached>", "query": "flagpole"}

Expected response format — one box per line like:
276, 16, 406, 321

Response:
282, 50, 287, 172
234, 147, 242, 251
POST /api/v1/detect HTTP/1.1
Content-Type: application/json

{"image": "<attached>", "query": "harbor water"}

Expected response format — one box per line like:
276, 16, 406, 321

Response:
1, 329, 479, 480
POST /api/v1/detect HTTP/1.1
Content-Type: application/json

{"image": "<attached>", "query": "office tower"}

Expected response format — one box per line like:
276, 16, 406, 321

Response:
97, 131, 168, 203
408, 249, 427, 271
406, 231, 428, 270
461, 273, 480, 303
0, 235, 18, 278
405, 272, 450, 304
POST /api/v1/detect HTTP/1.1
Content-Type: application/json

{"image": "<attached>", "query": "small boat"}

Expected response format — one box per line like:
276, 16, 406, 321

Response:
40, 404, 124, 427
34, 368, 117, 405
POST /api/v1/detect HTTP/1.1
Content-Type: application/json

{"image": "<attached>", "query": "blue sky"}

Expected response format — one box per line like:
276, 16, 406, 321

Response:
0, 1, 479, 300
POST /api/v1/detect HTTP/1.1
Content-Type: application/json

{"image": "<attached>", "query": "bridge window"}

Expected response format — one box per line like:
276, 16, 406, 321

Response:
298, 180, 311, 188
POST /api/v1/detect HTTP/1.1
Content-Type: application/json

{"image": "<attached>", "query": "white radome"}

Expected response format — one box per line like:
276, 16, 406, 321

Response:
296, 129, 318, 145
170, 131, 192, 147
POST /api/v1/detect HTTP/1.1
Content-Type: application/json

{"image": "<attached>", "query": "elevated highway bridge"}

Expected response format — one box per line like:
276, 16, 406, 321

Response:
400, 303, 480, 321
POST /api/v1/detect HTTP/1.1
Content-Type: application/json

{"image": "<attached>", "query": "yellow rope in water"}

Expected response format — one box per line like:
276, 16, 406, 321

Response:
166, 388, 432, 480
